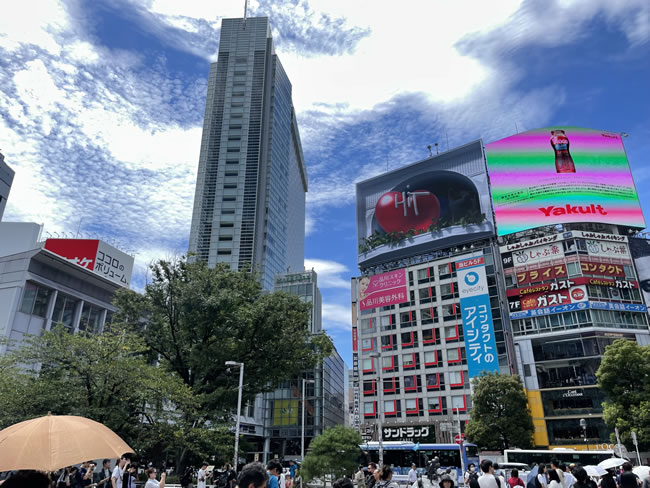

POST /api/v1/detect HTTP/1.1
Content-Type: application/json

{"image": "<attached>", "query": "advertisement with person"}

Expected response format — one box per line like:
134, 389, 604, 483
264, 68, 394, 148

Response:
356, 140, 495, 266
357, 268, 408, 311
630, 237, 650, 307
485, 127, 646, 236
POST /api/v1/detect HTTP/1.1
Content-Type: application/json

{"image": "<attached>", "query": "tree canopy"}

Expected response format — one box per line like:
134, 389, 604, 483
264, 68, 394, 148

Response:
301, 425, 362, 481
597, 338, 650, 449
465, 373, 534, 450
113, 259, 332, 417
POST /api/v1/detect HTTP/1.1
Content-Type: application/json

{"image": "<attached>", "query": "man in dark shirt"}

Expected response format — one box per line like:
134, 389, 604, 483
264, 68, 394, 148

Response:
619, 463, 639, 488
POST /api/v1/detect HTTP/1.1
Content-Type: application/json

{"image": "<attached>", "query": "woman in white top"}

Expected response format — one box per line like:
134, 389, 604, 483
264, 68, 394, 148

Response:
547, 469, 563, 488
144, 467, 166, 488
537, 464, 549, 488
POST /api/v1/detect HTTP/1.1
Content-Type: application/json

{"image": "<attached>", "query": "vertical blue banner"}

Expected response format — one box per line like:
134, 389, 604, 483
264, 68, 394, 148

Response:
456, 257, 500, 379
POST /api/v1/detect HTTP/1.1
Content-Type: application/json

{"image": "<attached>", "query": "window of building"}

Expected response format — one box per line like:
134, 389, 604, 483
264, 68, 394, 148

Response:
420, 307, 436, 324
362, 358, 374, 373
447, 347, 462, 363
247, 402, 255, 417
401, 330, 418, 349
224, 184, 237, 189
222, 209, 235, 214
439, 262, 455, 278
422, 328, 437, 344
383, 377, 399, 394
426, 373, 443, 390
221, 222, 234, 228
567, 261, 580, 277
445, 324, 459, 341
380, 314, 396, 331
219, 236, 233, 241
217, 250, 231, 255
51, 293, 78, 331
361, 338, 375, 352
424, 350, 440, 367
428, 396, 443, 413
363, 402, 375, 416
418, 286, 436, 303
363, 380, 376, 395
226, 160, 239, 165
78, 303, 103, 333
400, 310, 415, 327
382, 355, 398, 372
402, 352, 419, 369
440, 282, 458, 300
384, 399, 397, 415
361, 318, 373, 331
381, 334, 397, 351
20, 282, 51, 318
451, 395, 467, 412
449, 370, 464, 388
223, 196, 236, 201
405, 398, 422, 416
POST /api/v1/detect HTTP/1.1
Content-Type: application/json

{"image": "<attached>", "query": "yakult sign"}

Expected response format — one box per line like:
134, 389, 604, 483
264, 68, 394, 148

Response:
456, 256, 500, 378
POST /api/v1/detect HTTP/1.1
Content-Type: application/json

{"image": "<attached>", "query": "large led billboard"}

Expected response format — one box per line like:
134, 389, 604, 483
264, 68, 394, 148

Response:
356, 140, 495, 266
485, 127, 646, 236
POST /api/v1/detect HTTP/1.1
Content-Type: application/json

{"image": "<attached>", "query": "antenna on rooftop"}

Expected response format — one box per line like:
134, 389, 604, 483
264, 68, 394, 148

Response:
243, 0, 248, 29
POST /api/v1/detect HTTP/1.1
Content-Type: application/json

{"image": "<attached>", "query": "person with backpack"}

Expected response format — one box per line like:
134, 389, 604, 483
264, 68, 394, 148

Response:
508, 469, 525, 488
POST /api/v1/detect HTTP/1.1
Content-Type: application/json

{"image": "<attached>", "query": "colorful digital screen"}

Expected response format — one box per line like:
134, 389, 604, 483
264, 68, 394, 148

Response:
356, 140, 495, 266
485, 127, 646, 236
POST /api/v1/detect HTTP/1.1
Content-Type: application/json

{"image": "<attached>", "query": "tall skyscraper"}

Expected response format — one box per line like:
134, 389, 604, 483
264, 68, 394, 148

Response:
189, 17, 307, 289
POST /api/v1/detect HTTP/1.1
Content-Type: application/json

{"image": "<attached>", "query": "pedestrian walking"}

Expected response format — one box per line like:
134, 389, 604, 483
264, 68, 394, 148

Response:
601, 470, 618, 488
180, 466, 194, 488
619, 463, 639, 488
537, 465, 548, 488
367, 463, 378, 488
376, 466, 400, 488
562, 465, 575, 488
548, 470, 562, 488
144, 467, 167, 488
198, 463, 211, 488
508, 469, 525, 488
441, 474, 456, 488
355, 466, 367, 488
237, 463, 270, 488
112, 456, 130, 488
478, 460, 502, 488
95, 460, 113, 488
409, 464, 419, 488
267, 461, 283, 488
550, 460, 564, 486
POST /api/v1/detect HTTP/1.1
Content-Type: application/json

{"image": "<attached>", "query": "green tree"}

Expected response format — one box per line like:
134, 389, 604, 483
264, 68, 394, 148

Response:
0, 325, 193, 449
597, 339, 650, 449
465, 373, 534, 450
301, 426, 362, 482
113, 258, 333, 466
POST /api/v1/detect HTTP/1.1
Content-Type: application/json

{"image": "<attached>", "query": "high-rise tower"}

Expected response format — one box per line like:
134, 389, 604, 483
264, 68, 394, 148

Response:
189, 17, 307, 289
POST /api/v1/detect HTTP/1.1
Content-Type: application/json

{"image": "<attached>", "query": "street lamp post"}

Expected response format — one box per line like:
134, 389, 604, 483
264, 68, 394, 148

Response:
454, 408, 466, 486
301, 378, 315, 462
226, 361, 244, 471
369, 353, 384, 467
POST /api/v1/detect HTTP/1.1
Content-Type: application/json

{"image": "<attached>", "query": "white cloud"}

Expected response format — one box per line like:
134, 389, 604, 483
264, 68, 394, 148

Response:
321, 303, 351, 331
304, 258, 350, 289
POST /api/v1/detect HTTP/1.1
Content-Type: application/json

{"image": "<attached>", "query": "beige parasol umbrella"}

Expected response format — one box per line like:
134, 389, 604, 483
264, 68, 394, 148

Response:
0, 414, 134, 472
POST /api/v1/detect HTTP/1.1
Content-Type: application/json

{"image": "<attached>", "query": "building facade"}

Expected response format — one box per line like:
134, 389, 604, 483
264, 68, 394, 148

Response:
0, 223, 134, 355
0, 152, 14, 221
503, 226, 650, 447
256, 270, 345, 461
188, 17, 307, 290
352, 126, 650, 449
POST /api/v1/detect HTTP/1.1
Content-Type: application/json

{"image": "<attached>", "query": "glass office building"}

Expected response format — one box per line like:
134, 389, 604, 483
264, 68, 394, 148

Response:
188, 17, 307, 290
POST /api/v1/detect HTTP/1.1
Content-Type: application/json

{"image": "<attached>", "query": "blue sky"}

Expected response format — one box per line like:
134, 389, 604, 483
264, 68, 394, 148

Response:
1, 0, 649, 368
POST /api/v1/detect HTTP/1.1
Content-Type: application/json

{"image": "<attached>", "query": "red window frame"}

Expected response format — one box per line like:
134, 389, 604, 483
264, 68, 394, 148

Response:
381, 334, 395, 350
382, 355, 396, 371
362, 338, 374, 352
403, 352, 417, 369
362, 357, 375, 373
405, 398, 420, 415
428, 396, 444, 413
364, 401, 376, 418
363, 380, 376, 395
404, 375, 418, 392
426, 373, 440, 390
402, 330, 415, 347
450, 370, 464, 387
423, 328, 436, 344
384, 399, 397, 415
452, 395, 468, 413
424, 350, 439, 367
383, 377, 398, 393
448, 347, 462, 364
445, 323, 459, 341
